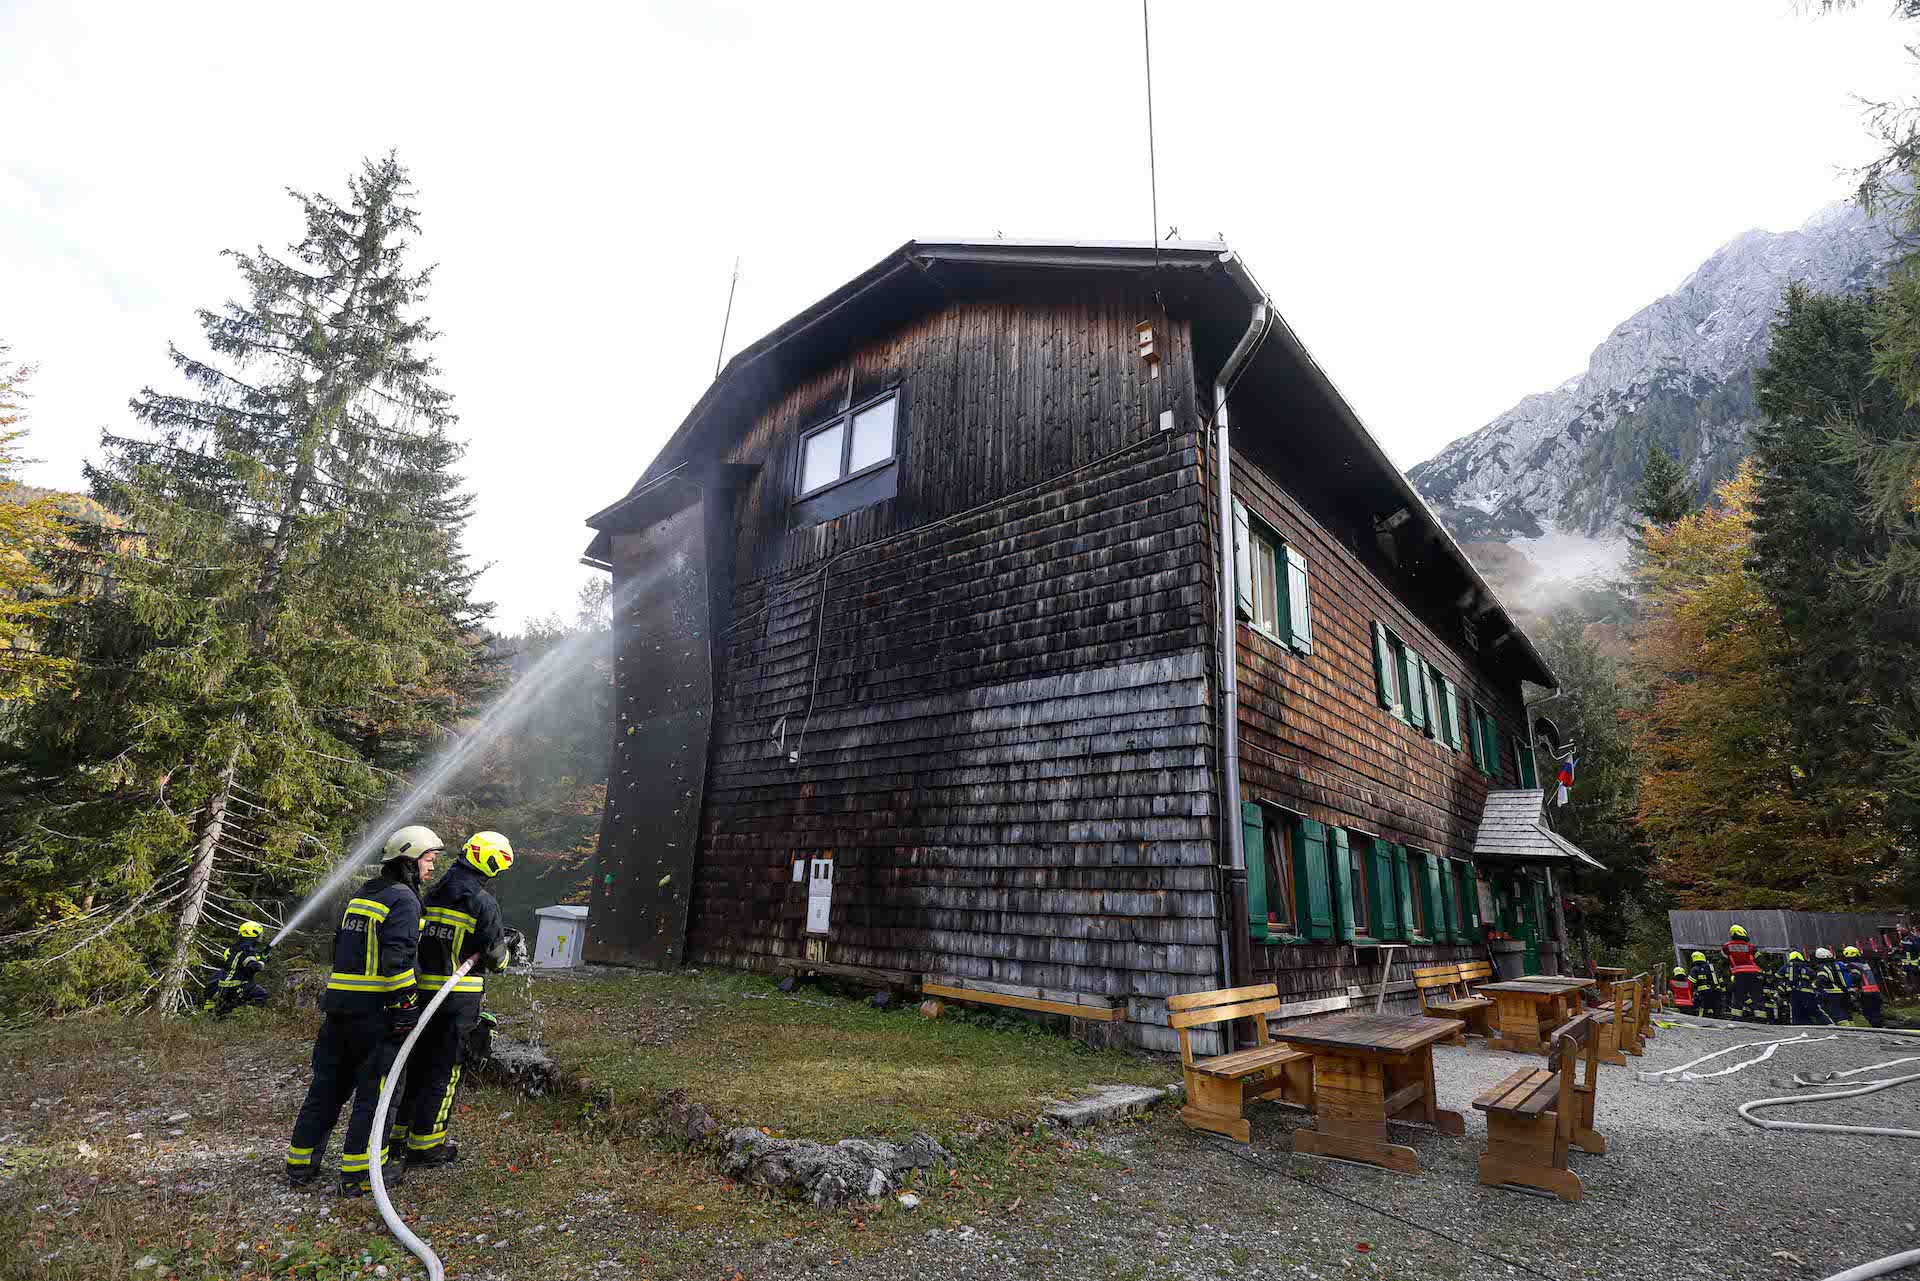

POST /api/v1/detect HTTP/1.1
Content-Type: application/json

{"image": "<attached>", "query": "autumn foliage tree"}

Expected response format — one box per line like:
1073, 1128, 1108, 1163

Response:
0, 343, 74, 700
1632, 463, 1893, 907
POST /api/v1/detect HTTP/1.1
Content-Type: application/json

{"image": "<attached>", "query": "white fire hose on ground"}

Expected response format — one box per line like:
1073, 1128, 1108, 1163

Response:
369, 957, 475, 1281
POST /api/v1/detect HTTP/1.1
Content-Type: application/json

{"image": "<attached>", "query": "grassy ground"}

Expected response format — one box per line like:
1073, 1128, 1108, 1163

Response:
0, 968, 1173, 1281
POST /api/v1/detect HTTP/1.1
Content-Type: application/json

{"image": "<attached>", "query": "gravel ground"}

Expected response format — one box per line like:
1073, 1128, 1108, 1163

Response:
735, 1019, 1920, 1281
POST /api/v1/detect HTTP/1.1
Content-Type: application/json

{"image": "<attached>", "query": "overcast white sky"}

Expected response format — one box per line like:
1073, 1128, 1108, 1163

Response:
3, 1, 1913, 629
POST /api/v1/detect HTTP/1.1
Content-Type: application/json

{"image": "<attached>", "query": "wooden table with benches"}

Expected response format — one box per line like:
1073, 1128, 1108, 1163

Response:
1476, 976, 1596, 1055
1274, 1013, 1466, 1174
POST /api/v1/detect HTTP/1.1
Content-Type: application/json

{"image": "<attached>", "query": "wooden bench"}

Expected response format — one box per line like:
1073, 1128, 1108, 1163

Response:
1168, 984, 1315, 1143
1413, 963, 1494, 1042
1459, 960, 1495, 1028
1473, 1013, 1604, 1202
1592, 978, 1640, 1066
1635, 971, 1656, 1042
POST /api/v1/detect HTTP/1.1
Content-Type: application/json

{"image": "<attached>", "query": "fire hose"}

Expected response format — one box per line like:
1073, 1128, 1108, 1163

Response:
368, 956, 475, 1281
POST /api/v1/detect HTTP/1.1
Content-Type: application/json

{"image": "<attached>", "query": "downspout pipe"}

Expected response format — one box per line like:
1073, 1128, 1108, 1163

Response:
1213, 250, 1273, 990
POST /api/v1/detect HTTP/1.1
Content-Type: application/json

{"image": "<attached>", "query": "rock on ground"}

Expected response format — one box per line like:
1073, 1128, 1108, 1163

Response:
719, 1128, 953, 1208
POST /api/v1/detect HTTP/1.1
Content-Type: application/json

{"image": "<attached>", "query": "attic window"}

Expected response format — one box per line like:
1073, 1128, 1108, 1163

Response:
799, 392, 897, 496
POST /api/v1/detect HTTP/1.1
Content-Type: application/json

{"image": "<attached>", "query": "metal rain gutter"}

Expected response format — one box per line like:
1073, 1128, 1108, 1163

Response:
1212, 248, 1273, 991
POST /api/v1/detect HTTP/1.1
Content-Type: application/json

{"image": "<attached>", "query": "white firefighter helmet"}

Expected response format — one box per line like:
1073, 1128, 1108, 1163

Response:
383, 824, 444, 862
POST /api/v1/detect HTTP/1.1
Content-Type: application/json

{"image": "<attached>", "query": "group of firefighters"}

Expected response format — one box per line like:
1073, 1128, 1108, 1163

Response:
1667, 922, 1920, 1028
198, 822, 521, 1197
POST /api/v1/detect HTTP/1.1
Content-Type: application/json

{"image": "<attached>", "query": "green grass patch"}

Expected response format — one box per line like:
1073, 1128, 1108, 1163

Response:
490, 969, 1172, 1141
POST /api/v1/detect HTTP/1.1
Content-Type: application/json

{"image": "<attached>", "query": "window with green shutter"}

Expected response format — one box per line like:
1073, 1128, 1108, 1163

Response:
1466, 700, 1484, 770
1295, 819, 1334, 940
1517, 736, 1538, 789
1481, 709, 1501, 779
1329, 827, 1357, 940
1242, 802, 1269, 940
1372, 623, 1403, 719
1438, 860, 1461, 942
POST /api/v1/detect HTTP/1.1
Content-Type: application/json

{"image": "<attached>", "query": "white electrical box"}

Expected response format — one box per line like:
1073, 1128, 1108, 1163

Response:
532, 904, 590, 969
806, 857, 834, 935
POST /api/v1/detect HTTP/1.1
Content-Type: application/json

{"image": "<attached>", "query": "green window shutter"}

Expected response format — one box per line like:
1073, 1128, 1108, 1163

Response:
1364, 840, 1399, 941
1392, 844, 1417, 940
1242, 802, 1269, 939
1400, 645, 1428, 733
1466, 699, 1484, 770
1422, 666, 1444, 742
1419, 853, 1444, 940
1456, 859, 1482, 936
1284, 544, 1312, 654
1518, 736, 1538, 789
1232, 500, 1253, 620
1439, 862, 1461, 942
1372, 623, 1402, 717
1483, 711, 1501, 779
1297, 819, 1333, 940
1329, 827, 1356, 941
1439, 676, 1459, 749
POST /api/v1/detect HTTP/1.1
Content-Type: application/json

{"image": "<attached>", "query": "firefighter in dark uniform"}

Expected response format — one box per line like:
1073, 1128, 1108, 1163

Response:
1668, 965, 1694, 1014
1781, 950, 1821, 1025
200, 921, 271, 1017
1842, 946, 1885, 1027
397, 830, 522, 1168
285, 825, 440, 1195
1688, 951, 1723, 1017
1722, 924, 1764, 1021
1812, 947, 1849, 1026
1899, 925, 1920, 996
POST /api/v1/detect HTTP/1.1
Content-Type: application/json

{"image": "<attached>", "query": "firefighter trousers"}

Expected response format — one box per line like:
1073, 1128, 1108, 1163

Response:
1859, 993, 1885, 1027
1730, 972, 1765, 1018
400, 992, 480, 1156
286, 1009, 403, 1176
1789, 992, 1826, 1025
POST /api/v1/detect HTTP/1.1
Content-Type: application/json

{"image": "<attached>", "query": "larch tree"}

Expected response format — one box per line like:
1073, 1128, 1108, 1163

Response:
0, 343, 74, 701
0, 156, 486, 1016
1632, 463, 1891, 907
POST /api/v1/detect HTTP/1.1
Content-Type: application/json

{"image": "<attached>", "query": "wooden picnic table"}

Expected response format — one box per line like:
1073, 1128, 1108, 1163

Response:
1593, 966, 1629, 981
1476, 977, 1597, 1055
1275, 1013, 1466, 1174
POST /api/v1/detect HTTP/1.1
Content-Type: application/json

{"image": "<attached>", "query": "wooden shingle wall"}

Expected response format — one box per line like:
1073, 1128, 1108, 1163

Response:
690, 422, 1222, 1051
1218, 442, 1531, 1004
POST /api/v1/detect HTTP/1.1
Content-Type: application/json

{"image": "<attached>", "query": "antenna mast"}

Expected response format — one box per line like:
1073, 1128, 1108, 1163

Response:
1143, 0, 1160, 268
714, 256, 740, 379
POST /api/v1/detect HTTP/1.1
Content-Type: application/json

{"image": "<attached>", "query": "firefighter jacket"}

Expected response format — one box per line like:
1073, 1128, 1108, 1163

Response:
418, 862, 507, 996
1902, 933, 1920, 963
1813, 958, 1848, 994
323, 873, 421, 1013
1670, 975, 1694, 1007
214, 940, 267, 990
1846, 961, 1881, 994
1688, 960, 1719, 991
1781, 956, 1817, 993
1722, 938, 1761, 973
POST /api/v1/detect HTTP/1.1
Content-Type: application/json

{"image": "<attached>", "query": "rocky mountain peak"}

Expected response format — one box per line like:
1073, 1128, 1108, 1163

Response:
1410, 198, 1896, 589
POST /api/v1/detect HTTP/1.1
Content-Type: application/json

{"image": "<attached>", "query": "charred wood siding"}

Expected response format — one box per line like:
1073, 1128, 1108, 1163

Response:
721, 288, 1198, 579
690, 433, 1218, 1050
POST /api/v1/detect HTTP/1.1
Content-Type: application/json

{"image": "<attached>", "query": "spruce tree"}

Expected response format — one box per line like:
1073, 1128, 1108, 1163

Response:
1750, 284, 1917, 838
1627, 444, 1693, 536
0, 156, 486, 1015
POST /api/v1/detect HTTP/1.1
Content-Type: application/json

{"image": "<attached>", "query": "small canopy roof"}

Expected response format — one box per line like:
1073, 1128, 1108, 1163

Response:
1471, 790, 1604, 871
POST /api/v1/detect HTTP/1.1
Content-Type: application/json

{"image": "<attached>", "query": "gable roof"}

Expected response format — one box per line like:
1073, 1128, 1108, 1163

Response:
584, 237, 1554, 688
1471, 790, 1604, 870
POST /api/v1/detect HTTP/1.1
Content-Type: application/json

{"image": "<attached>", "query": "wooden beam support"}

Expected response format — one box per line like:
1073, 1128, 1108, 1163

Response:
922, 982, 1125, 1022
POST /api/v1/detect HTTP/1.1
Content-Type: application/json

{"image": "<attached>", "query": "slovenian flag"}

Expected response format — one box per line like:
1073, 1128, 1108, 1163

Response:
1555, 755, 1577, 807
